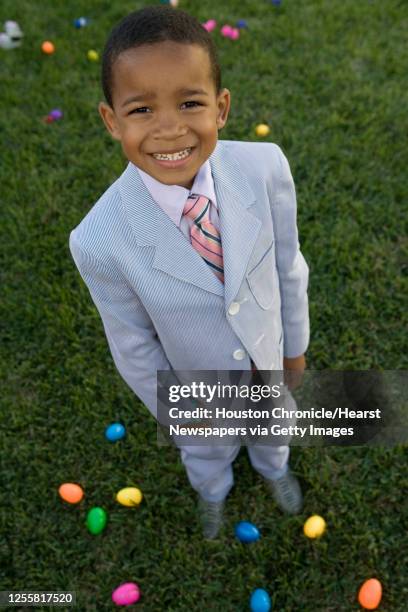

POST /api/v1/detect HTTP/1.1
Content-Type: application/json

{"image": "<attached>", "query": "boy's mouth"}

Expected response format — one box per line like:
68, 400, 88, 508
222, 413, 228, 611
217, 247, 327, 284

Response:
150, 147, 195, 168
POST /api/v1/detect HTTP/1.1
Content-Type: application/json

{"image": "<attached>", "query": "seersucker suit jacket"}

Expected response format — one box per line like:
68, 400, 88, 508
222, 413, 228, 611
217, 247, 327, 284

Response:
69, 140, 309, 419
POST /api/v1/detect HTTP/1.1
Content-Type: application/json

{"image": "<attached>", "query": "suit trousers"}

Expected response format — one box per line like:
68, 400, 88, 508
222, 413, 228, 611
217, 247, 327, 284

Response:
171, 365, 292, 502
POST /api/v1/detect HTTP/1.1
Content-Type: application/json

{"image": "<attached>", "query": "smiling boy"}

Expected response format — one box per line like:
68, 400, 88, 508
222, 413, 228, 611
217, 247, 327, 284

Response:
69, 6, 309, 539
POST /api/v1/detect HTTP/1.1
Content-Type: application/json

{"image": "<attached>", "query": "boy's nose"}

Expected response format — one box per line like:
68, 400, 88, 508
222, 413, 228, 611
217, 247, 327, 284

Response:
153, 111, 187, 139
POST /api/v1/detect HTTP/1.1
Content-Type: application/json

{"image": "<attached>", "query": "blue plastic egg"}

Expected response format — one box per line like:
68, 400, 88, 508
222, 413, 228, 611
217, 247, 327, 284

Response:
250, 588, 272, 612
234, 521, 260, 543
74, 17, 88, 28
236, 19, 248, 29
105, 422, 126, 442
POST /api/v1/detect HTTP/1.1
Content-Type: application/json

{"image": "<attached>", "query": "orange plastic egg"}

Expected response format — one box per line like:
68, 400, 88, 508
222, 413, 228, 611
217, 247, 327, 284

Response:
358, 578, 382, 610
41, 41, 55, 54
58, 483, 84, 504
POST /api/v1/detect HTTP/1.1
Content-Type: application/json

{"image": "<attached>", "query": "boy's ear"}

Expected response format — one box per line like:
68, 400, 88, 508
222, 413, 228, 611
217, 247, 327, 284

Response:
216, 88, 231, 131
99, 102, 122, 141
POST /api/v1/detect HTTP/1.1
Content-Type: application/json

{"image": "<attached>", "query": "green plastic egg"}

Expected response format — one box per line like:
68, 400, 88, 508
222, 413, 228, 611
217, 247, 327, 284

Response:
86, 507, 107, 535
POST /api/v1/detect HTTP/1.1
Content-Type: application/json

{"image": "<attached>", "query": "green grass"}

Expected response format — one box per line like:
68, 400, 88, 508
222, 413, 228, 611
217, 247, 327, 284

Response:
1, 0, 407, 610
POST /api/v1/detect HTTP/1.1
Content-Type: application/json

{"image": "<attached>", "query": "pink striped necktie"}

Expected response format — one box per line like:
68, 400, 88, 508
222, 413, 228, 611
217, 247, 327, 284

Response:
182, 193, 224, 283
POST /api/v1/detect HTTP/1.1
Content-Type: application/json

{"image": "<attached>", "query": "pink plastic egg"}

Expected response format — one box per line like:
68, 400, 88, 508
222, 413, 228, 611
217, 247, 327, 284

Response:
202, 19, 216, 32
230, 28, 240, 40
112, 582, 140, 606
221, 25, 233, 37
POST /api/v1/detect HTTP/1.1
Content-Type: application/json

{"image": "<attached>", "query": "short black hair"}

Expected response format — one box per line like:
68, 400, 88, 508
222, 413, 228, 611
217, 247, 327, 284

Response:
101, 6, 222, 108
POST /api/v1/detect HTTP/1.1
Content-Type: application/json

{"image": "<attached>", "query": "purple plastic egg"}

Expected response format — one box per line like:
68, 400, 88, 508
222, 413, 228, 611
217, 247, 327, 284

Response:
50, 109, 63, 120
112, 582, 140, 606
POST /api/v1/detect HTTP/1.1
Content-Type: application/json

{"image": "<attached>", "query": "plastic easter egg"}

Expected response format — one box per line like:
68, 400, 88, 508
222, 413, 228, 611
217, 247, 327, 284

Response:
236, 20, 248, 29
271, 0, 282, 5
74, 17, 88, 28
255, 124, 270, 137
303, 515, 326, 538
357, 578, 382, 610
221, 25, 233, 38
112, 582, 141, 606
5, 20, 23, 39
116, 487, 143, 507
86, 507, 107, 535
234, 521, 260, 543
202, 19, 217, 32
41, 41, 55, 54
2, 21, 23, 48
49, 109, 63, 120
58, 483, 84, 504
0, 33, 18, 50
230, 28, 240, 40
105, 422, 126, 442
87, 49, 99, 61
250, 588, 272, 612
170, 0, 179, 6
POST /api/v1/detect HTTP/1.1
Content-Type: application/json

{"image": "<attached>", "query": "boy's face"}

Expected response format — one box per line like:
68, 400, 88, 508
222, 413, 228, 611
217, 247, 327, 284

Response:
99, 41, 231, 189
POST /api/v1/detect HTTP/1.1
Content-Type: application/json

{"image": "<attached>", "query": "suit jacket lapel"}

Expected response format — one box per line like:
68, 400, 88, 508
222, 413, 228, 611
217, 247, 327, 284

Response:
119, 162, 224, 296
210, 142, 262, 308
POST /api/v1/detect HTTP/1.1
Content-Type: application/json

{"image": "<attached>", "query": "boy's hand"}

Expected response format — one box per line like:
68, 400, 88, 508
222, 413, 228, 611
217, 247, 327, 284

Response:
283, 354, 306, 391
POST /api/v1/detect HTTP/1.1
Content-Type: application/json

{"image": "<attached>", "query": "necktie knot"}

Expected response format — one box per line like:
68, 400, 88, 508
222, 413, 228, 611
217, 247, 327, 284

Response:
183, 193, 211, 226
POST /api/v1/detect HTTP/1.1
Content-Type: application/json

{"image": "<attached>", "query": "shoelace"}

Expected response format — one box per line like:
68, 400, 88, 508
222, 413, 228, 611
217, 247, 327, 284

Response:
274, 475, 297, 504
201, 501, 223, 524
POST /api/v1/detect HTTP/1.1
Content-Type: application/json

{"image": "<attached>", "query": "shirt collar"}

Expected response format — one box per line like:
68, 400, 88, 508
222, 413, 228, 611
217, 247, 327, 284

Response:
136, 159, 217, 227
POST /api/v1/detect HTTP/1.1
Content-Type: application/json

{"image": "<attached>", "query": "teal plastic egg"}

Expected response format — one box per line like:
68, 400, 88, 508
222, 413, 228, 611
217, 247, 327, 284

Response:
105, 423, 126, 442
250, 588, 272, 612
235, 521, 260, 543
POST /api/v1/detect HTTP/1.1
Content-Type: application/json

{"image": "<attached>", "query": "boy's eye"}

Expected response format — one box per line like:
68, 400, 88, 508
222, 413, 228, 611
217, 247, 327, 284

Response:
129, 107, 150, 114
182, 101, 202, 108
128, 101, 202, 115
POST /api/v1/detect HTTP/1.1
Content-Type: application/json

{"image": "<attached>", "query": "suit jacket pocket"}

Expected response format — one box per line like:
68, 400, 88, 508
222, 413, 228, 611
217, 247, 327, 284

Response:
246, 242, 277, 310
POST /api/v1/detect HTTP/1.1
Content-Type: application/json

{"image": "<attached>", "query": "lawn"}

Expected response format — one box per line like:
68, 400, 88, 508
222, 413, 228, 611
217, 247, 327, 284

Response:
1, 0, 407, 610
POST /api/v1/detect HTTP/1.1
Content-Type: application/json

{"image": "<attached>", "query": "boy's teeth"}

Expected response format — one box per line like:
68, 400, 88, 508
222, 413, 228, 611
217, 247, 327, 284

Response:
153, 148, 191, 161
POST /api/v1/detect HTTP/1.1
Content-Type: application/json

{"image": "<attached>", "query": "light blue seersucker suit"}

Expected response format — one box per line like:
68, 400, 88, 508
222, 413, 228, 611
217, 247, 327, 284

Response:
69, 139, 310, 501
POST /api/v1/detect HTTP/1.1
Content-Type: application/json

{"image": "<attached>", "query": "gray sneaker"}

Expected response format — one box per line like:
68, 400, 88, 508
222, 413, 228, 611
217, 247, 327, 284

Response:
265, 469, 303, 515
197, 497, 225, 540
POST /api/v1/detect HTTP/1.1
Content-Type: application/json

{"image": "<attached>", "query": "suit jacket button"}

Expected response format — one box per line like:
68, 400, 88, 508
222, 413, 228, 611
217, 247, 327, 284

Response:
228, 302, 240, 315
233, 349, 246, 360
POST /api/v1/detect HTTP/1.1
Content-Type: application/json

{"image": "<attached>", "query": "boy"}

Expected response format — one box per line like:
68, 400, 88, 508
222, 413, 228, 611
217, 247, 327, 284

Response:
69, 6, 309, 539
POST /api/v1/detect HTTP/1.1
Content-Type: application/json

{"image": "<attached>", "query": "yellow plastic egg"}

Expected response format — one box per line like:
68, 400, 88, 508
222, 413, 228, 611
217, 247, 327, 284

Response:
87, 49, 99, 61
303, 514, 326, 538
255, 123, 270, 137
116, 487, 143, 507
